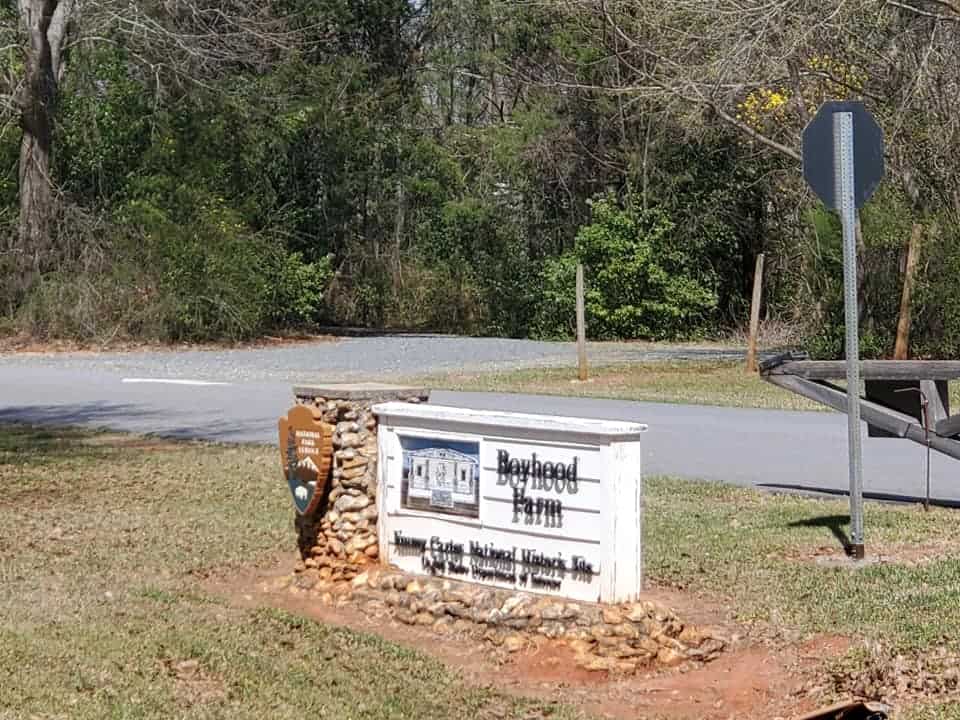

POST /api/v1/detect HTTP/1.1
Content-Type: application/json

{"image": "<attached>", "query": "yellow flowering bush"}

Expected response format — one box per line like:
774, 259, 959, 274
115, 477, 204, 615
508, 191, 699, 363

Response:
736, 55, 867, 133
737, 88, 791, 129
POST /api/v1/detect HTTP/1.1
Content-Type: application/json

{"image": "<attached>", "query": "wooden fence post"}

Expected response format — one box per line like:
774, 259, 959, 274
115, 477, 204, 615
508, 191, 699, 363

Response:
746, 253, 765, 374
576, 264, 588, 381
893, 223, 921, 361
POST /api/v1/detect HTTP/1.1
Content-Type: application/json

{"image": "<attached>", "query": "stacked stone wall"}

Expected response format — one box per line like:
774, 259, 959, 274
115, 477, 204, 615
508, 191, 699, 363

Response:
280, 567, 729, 674
291, 389, 427, 581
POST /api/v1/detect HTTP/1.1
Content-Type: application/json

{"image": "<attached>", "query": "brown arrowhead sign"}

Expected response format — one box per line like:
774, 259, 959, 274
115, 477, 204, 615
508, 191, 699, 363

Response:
278, 405, 334, 515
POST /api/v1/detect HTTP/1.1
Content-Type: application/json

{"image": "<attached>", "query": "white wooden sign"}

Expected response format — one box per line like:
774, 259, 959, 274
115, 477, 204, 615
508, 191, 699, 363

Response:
373, 402, 647, 603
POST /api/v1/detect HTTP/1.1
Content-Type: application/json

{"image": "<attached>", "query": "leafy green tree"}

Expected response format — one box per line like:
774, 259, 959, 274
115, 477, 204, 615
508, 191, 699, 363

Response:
539, 196, 717, 340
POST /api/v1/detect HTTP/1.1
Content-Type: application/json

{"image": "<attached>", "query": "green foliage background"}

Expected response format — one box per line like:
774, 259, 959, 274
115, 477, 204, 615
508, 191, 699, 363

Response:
1, 0, 953, 355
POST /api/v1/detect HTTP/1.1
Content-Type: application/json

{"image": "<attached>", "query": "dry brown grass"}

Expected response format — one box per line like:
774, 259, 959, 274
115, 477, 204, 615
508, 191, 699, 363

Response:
0, 425, 579, 720
421, 361, 824, 411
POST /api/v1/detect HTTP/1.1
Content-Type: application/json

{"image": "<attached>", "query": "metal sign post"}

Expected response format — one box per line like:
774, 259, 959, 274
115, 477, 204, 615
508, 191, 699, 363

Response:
802, 100, 884, 560
834, 112, 864, 559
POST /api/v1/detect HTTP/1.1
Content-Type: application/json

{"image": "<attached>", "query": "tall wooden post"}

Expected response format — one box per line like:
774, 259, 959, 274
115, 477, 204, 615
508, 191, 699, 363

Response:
746, 253, 765, 373
893, 223, 921, 360
576, 264, 588, 381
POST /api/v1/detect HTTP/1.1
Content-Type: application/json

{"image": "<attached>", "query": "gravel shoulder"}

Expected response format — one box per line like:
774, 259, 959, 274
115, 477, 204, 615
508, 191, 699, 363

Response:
0, 335, 748, 384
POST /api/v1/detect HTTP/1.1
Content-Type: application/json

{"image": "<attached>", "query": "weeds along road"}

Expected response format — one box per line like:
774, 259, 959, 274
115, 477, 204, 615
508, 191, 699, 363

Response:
0, 334, 954, 504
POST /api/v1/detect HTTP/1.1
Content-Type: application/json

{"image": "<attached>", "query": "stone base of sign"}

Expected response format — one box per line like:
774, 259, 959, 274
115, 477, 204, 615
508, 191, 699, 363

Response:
292, 383, 429, 568
282, 565, 727, 673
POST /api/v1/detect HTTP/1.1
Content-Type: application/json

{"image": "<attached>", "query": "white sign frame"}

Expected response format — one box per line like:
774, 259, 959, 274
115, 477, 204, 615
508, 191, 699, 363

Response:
373, 403, 647, 603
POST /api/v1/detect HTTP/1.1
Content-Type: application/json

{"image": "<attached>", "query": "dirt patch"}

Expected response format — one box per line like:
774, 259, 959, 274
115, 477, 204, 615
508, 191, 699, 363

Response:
207, 556, 851, 720
786, 541, 960, 568
161, 658, 228, 707
81, 433, 187, 451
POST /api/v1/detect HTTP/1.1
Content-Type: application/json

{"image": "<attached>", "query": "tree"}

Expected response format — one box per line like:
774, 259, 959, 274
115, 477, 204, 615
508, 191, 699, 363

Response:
12, 0, 72, 294
5, 0, 319, 300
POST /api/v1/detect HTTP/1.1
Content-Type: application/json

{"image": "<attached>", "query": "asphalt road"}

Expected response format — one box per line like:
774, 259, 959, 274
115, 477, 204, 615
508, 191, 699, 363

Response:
0, 336, 954, 504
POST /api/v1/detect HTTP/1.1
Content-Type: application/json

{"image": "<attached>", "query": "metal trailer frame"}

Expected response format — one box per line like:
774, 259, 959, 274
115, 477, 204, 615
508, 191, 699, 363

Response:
760, 352, 960, 462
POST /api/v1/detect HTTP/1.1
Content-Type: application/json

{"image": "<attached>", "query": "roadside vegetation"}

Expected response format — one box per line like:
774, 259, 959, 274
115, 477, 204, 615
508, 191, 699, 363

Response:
3, 3, 960, 360
423, 360, 960, 413
4, 425, 960, 716
650, 478, 960, 718
420, 361, 821, 411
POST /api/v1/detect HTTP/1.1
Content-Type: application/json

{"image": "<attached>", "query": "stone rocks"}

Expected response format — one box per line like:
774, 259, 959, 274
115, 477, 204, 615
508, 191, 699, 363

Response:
286, 566, 727, 676
601, 607, 624, 625
503, 635, 526, 653
345, 534, 376, 555
292, 392, 394, 567
501, 594, 532, 616
334, 494, 370, 513
610, 623, 640, 639
657, 647, 687, 667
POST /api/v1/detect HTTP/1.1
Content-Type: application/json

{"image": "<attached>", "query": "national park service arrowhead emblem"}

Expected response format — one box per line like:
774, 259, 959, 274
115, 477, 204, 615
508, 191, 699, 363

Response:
278, 405, 333, 515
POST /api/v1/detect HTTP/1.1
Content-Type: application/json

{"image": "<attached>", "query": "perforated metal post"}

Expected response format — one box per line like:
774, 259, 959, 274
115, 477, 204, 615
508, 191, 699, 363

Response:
834, 111, 865, 559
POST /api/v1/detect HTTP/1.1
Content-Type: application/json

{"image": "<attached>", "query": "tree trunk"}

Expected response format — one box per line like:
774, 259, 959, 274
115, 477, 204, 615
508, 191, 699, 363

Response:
18, 100, 55, 289
893, 222, 922, 360
13, 0, 72, 298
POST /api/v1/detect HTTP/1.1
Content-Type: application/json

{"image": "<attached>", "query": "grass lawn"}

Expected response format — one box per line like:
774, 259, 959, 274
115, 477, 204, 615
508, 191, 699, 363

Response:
421, 360, 960, 413
0, 426, 578, 720
3, 425, 960, 717
648, 476, 960, 649
418, 361, 823, 410
648, 478, 960, 718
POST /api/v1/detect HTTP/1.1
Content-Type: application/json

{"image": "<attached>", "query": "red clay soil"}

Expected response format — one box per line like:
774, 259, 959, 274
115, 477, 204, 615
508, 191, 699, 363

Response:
0, 332, 337, 355
206, 555, 851, 720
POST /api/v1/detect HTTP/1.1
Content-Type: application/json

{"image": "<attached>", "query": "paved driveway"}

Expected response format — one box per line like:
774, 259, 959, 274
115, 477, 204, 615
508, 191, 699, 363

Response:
0, 336, 953, 504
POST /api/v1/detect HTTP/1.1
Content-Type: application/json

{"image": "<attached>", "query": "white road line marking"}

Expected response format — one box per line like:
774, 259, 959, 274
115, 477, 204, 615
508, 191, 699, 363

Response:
121, 378, 232, 387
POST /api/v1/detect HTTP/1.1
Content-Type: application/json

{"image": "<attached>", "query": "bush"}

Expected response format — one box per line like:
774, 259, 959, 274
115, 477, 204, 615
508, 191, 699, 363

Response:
388, 265, 486, 333
799, 190, 921, 359
532, 254, 577, 339
8, 198, 335, 343
408, 194, 540, 337
914, 223, 960, 359
537, 196, 718, 340
272, 252, 334, 328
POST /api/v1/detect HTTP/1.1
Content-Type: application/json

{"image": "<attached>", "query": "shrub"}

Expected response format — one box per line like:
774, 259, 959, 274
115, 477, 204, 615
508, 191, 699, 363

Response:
799, 190, 923, 359
272, 252, 334, 328
8, 196, 335, 344
914, 222, 960, 359
537, 196, 718, 340
532, 254, 577, 340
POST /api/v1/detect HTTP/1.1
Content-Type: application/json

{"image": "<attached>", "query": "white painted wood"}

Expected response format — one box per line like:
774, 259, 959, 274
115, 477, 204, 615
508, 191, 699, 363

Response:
479, 438, 604, 480
608, 440, 643, 602
482, 475, 604, 512
480, 500, 602, 541
374, 402, 647, 440
384, 515, 603, 603
375, 403, 646, 603
376, 424, 391, 562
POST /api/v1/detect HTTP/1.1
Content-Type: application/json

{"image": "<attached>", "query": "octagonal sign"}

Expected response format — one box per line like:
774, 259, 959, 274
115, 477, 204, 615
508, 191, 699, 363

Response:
802, 101, 884, 210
